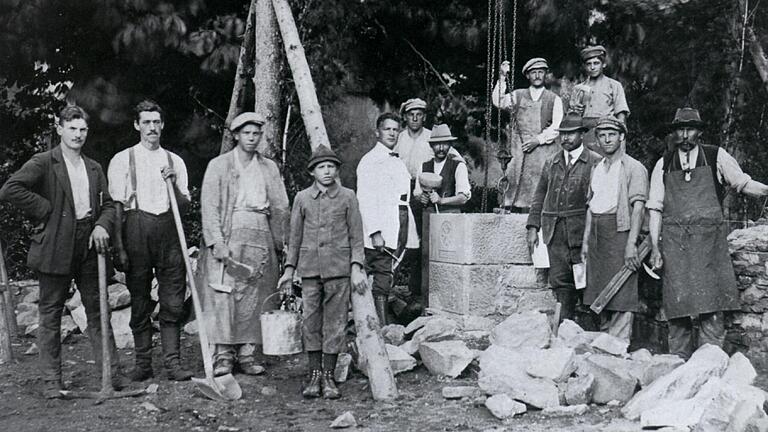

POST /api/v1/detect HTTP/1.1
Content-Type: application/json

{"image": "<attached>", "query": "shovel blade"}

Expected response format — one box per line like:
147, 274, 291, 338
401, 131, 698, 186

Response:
226, 258, 256, 280
191, 374, 242, 401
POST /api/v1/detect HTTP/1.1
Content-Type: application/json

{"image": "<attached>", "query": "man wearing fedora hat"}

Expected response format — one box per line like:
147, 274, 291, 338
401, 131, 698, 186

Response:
493, 57, 564, 209
581, 116, 648, 341
108, 99, 194, 381
569, 45, 630, 153
527, 113, 602, 323
198, 111, 290, 377
648, 107, 768, 359
411, 124, 471, 308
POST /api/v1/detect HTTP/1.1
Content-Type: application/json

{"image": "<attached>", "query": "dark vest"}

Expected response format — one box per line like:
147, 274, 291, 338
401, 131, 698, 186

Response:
423, 157, 460, 198
512, 88, 557, 130
662, 144, 725, 205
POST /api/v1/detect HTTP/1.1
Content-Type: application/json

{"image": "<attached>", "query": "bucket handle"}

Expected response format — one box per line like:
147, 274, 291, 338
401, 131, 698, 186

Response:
261, 291, 299, 314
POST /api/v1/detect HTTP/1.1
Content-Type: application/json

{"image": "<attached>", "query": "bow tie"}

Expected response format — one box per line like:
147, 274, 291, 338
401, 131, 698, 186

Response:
389, 152, 399, 157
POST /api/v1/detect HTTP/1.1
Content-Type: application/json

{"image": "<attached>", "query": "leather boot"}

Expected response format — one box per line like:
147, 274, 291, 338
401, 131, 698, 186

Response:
160, 325, 193, 381
302, 370, 322, 398
321, 371, 341, 399
374, 295, 388, 326
130, 330, 154, 381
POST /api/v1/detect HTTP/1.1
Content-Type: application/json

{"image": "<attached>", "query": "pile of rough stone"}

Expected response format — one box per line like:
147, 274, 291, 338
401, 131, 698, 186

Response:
352, 310, 768, 431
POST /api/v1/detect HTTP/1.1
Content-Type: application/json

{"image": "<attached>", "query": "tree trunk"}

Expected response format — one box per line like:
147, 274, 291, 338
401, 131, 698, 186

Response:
0, 242, 17, 338
253, 0, 283, 159
220, 0, 257, 155
350, 283, 399, 401
747, 26, 768, 94
0, 292, 12, 363
271, 0, 331, 152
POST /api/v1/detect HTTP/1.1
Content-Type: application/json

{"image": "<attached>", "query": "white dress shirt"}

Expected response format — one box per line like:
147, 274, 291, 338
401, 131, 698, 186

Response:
589, 158, 621, 214
413, 158, 472, 198
564, 145, 584, 166
356, 142, 419, 250
491, 82, 564, 145
108, 143, 190, 215
62, 154, 91, 219
395, 128, 464, 179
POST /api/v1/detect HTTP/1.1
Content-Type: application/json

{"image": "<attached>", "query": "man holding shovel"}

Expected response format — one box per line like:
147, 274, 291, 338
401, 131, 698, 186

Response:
198, 112, 289, 377
108, 100, 193, 382
0, 105, 126, 398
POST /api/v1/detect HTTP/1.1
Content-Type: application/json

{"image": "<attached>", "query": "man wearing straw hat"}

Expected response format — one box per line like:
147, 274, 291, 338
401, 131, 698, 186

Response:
569, 45, 630, 152
492, 57, 564, 210
412, 124, 471, 308
647, 108, 768, 359
527, 113, 601, 323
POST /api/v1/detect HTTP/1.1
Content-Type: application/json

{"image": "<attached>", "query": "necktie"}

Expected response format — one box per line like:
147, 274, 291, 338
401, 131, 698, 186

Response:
567, 152, 573, 166
389, 152, 399, 157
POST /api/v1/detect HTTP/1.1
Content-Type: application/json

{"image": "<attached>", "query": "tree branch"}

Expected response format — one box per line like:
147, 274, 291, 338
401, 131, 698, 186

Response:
402, 38, 456, 99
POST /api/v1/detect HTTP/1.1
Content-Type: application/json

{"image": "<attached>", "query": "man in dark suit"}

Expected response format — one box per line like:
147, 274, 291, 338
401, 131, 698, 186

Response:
0, 105, 125, 398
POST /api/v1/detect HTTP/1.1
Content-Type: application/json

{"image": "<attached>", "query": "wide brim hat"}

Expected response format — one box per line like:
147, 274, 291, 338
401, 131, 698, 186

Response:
230, 112, 265, 132
581, 45, 607, 61
595, 115, 627, 134
428, 124, 458, 143
556, 113, 589, 132
522, 57, 549, 75
666, 107, 706, 130
307, 144, 341, 170
401, 98, 427, 113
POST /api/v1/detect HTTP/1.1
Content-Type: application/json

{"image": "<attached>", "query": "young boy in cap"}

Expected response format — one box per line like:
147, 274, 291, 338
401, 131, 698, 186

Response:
570, 45, 630, 152
278, 144, 367, 399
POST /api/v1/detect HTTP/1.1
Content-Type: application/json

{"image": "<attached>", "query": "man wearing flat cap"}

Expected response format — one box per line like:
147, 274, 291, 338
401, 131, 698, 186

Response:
527, 113, 602, 323
198, 111, 289, 376
108, 99, 194, 381
493, 57, 564, 209
570, 45, 630, 153
581, 116, 648, 341
647, 108, 768, 359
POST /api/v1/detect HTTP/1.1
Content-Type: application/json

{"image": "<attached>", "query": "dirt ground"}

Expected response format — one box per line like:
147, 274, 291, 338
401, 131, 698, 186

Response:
1, 333, 765, 432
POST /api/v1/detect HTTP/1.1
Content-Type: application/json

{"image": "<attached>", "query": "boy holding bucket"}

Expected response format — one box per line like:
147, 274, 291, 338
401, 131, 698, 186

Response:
278, 145, 367, 399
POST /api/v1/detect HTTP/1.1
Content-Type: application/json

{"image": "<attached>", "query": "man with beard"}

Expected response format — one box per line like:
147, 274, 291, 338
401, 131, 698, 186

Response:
357, 113, 419, 324
581, 116, 648, 341
492, 58, 564, 210
108, 100, 194, 381
526, 113, 602, 323
647, 108, 768, 359
569, 46, 630, 152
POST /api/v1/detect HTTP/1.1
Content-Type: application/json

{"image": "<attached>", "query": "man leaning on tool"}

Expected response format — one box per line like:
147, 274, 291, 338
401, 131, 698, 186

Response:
0, 105, 127, 398
357, 112, 419, 325
581, 116, 648, 342
526, 113, 602, 324
108, 100, 193, 381
647, 108, 768, 360
492, 57, 564, 210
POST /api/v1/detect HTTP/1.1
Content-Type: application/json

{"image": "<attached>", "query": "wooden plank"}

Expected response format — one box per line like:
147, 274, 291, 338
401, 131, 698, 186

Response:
589, 236, 651, 315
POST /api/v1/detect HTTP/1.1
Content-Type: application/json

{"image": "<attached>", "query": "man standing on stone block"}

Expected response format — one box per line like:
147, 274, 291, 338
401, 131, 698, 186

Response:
581, 116, 648, 341
647, 108, 768, 359
0, 105, 126, 398
492, 57, 564, 210
526, 113, 602, 323
357, 112, 419, 325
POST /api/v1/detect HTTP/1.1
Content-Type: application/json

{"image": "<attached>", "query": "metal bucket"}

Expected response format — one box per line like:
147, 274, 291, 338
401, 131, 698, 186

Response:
260, 293, 303, 356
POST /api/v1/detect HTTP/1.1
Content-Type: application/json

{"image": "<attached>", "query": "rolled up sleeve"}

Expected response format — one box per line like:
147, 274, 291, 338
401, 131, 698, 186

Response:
717, 148, 752, 192
646, 159, 665, 212
627, 159, 649, 205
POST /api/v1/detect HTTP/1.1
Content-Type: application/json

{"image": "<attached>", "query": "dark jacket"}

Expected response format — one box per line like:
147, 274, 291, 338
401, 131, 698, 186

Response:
527, 147, 602, 247
0, 146, 115, 275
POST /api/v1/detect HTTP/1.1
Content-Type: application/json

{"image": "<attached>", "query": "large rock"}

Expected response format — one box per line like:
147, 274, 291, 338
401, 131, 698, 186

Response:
485, 394, 527, 419
406, 317, 459, 354
430, 262, 536, 315
636, 355, 685, 388
552, 320, 599, 354
22, 286, 39, 303
489, 311, 551, 349
579, 354, 637, 404
65, 291, 82, 311
721, 352, 757, 386
478, 345, 560, 409
334, 352, 352, 383
16, 306, 38, 328
493, 286, 557, 315
385, 344, 417, 375
381, 324, 406, 346
108, 283, 131, 310
428, 213, 532, 265
590, 333, 629, 356
110, 308, 134, 349
419, 340, 473, 378
564, 373, 595, 406
693, 380, 767, 432
60, 315, 78, 342
525, 347, 576, 382
622, 344, 730, 420
70, 305, 88, 332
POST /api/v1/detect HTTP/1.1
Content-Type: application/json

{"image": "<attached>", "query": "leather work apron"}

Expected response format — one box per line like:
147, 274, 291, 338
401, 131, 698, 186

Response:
504, 96, 559, 208
660, 157, 739, 319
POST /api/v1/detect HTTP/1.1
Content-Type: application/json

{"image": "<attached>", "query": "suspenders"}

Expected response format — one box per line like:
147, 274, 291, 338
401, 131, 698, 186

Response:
125, 147, 175, 211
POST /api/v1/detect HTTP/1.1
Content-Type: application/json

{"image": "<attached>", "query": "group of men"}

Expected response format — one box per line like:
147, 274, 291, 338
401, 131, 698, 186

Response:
496, 45, 768, 359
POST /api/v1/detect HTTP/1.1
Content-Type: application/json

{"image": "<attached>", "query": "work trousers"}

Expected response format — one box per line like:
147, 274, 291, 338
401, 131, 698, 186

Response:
547, 218, 583, 322
667, 312, 725, 360
301, 277, 351, 353
365, 248, 395, 297
214, 343, 256, 362
599, 311, 634, 342
123, 210, 187, 334
37, 218, 119, 382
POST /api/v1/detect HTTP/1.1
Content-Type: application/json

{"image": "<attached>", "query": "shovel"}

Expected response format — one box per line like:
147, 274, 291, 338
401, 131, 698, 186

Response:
60, 253, 147, 402
165, 178, 241, 401
209, 262, 232, 294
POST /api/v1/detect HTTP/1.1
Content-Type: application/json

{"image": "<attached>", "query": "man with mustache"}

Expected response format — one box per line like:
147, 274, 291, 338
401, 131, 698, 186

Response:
647, 108, 768, 359
526, 113, 602, 323
492, 58, 564, 210
108, 100, 194, 381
